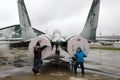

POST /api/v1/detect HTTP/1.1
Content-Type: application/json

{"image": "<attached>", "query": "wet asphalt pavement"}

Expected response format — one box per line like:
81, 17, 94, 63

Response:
0, 66, 120, 80
0, 48, 120, 80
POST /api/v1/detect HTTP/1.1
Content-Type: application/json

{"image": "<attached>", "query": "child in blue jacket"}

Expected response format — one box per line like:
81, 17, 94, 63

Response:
74, 47, 86, 74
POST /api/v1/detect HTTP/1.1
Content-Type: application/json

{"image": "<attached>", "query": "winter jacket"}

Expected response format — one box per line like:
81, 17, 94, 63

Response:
34, 45, 47, 59
74, 50, 86, 62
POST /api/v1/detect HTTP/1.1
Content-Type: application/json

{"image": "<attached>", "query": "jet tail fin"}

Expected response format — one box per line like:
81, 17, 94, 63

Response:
17, 0, 36, 41
80, 0, 100, 42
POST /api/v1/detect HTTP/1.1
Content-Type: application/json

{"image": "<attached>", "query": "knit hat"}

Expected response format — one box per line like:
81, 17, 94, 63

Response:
77, 47, 81, 52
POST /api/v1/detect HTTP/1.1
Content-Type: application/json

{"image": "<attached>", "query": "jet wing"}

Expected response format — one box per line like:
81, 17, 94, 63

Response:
0, 38, 23, 44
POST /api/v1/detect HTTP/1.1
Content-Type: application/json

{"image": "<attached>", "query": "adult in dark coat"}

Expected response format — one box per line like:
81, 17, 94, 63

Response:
32, 41, 47, 75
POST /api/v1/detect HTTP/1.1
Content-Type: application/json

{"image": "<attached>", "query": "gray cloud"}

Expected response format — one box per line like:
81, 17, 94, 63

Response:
0, 0, 120, 36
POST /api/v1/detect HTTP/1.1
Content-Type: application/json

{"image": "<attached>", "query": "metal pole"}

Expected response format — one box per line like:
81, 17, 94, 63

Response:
100, 33, 102, 64
100, 49, 101, 64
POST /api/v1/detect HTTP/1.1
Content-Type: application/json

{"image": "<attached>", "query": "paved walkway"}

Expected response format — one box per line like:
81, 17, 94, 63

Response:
85, 63, 120, 78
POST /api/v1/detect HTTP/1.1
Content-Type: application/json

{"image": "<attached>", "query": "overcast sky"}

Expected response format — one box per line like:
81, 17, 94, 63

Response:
0, 0, 120, 36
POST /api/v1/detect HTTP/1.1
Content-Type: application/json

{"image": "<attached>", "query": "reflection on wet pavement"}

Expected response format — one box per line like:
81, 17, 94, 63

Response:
0, 71, 120, 80
0, 48, 120, 80
0, 67, 120, 80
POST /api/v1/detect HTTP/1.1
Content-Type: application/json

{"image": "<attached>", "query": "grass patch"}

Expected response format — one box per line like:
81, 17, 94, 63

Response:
90, 46, 120, 51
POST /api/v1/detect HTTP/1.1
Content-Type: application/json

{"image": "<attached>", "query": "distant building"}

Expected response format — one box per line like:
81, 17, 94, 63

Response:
96, 35, 120, 42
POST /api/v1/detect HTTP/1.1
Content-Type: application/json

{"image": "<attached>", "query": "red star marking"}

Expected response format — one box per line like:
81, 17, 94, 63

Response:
77, 38, 81, 41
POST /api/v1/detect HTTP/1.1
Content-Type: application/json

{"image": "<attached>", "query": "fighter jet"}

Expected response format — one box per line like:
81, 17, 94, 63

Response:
26, 0, 100, 60
0, 0, 100, 61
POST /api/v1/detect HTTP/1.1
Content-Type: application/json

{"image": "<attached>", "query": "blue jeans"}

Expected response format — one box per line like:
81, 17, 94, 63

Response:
33, 58, 41, 73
